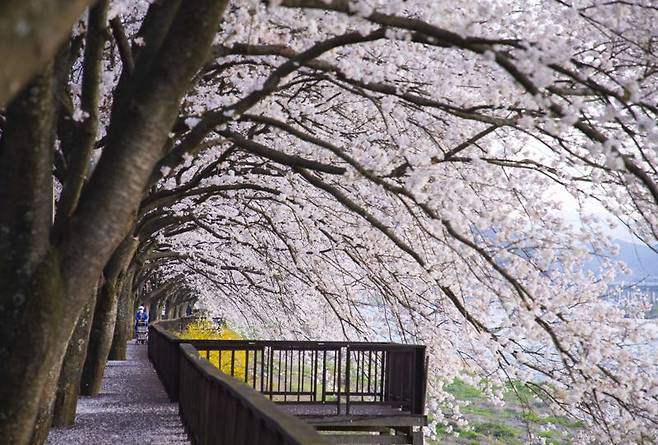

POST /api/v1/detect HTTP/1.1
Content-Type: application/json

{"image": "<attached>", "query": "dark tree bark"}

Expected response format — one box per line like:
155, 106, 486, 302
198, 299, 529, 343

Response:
34, 284, 98, 439
51, 288, 97, 426
82, 237, 138, 390
149, 299, 161, 322
34, 2, 109, 434
0, 0, 95, 106
0, 1, 229, 442
109, 268, 135, 360
79, 278, 118, 394
0, 68, 58, 445
55, 0, 108, 229
108, 302, 129, 360
165, 300, 173, 319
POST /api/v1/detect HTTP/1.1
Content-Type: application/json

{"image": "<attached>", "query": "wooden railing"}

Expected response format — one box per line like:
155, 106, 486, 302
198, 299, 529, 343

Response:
148, 322, 183, 400
149, 323, 328, 445
148, 321, 427, 444
149, 323, 427, 416
178, 343, 327, 445
187, 340, 427, 416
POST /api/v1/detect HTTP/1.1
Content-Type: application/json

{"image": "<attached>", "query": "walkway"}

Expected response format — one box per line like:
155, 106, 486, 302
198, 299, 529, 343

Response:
48, 342, 189, 445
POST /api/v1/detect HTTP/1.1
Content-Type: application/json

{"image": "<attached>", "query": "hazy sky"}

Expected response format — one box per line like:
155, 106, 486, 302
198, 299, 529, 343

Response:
543, 184, 641, 244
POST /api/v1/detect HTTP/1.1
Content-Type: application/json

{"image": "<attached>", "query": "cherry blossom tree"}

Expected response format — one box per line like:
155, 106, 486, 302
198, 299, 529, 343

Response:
140, 1, 658, 442
1, 1, 657, 444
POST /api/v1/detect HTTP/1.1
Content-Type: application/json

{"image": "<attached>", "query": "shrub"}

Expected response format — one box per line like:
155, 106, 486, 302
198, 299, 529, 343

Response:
177, 319, 247, 380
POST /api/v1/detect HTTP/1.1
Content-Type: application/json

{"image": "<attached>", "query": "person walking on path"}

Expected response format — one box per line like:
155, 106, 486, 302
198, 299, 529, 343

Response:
135, 305, 149, 338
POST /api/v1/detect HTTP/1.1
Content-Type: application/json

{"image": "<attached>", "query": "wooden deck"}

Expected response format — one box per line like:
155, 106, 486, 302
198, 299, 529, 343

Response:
280, 403, 406, 416
149, 321, 428, 444
279, 405, 425, 445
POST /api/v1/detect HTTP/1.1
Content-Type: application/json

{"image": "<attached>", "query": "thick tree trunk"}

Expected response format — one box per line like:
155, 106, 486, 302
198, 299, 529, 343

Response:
33, 284, 98, 440
0, 3, 228, 442
0, 68, 62, 445
51, 289, 97, 426
109, 270, 134, 360
88, 236, 139, 370
165, 298, 173, 319
149, 298, 161, 322
108, 289, 128, 360
36, 3, 109, 430
2, 256, 75, 445
79, 278, 118, 395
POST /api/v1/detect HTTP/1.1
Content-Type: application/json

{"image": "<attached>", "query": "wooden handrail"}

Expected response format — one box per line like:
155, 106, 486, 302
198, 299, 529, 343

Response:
179, 343, 328, 445
148, 318, 427, 444
149, 320, 427, 416
149, 322, 329, 444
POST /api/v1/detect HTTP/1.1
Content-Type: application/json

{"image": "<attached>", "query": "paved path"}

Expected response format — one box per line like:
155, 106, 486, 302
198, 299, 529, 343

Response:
48, 342, 189, 445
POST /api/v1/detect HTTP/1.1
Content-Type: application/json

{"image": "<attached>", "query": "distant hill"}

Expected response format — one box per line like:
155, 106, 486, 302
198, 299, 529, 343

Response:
582, 240, 658, 318
586, 239, 658, 283
615, 240, 658, 282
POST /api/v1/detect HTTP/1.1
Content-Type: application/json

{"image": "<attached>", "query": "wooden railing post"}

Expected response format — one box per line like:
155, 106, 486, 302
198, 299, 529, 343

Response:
413, 346, 427, 415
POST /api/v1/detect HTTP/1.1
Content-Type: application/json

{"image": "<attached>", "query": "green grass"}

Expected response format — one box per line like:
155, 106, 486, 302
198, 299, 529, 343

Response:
473, 422, 522, 439
521, 412, 583, 428
505, 380, 537, 402
433, 418, 524, 444
445, 378, 484, 399
446, 377, 546, 404
434, 377, 583, 445
461, 405, 496, 416
461, 405, 512, 419
538, 429, 572, 445
435, 424, 479, 440
431, 416, 577, 445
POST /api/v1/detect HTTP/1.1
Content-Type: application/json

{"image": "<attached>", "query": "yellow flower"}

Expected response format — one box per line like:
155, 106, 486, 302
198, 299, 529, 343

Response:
177, 319, 246, 379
